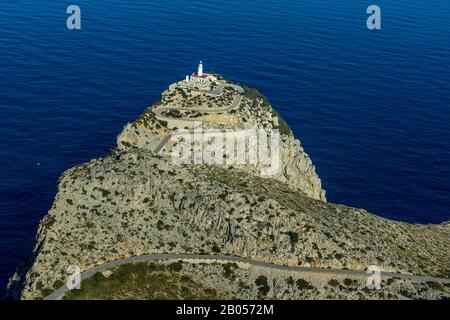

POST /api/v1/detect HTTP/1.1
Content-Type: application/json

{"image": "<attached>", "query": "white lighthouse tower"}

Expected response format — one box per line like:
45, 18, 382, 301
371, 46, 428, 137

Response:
197, 60, 203, 77
187, 60, 216, 86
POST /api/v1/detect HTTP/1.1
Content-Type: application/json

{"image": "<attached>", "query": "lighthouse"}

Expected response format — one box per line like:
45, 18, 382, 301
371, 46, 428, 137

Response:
197, 61, 203, 77
187, 61, 216, 86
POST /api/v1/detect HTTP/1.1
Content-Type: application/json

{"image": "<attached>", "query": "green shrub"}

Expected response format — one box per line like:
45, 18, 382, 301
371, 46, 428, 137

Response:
156, 220, 165, 231
287, 231, 299, 245
255, 275, 270, 297
168, 261, 183, 272
296, 278, 314, 290
343, 278, 355, 287
328, 279, 339, 287
286, 276, 294, 287
93, 272, 106, 282
223, 263, 238, 280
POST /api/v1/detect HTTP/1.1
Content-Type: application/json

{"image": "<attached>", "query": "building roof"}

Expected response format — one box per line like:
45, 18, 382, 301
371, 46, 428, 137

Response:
191, 73, 208, 78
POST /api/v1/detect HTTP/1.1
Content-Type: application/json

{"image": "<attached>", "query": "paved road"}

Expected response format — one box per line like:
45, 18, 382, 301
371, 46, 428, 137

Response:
154, 83, 243, 123
154, 134, 172, 155
44, 253, 450, 300
154, 92, 242, 123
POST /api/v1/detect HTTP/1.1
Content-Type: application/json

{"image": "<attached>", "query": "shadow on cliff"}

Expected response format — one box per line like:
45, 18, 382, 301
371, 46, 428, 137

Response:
3, 238, 45, 300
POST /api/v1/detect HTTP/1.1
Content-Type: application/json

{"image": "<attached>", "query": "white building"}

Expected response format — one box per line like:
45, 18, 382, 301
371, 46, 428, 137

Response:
186, 61, 217, 85
197, 60, 203, 76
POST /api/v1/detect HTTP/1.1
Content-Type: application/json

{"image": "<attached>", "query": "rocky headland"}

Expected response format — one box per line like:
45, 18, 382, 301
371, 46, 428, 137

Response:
6, 74, 450, 300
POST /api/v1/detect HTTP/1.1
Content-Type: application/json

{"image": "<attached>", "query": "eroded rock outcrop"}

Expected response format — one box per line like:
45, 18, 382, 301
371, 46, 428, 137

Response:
117, 78, 326, 201
6, 77, 449, 300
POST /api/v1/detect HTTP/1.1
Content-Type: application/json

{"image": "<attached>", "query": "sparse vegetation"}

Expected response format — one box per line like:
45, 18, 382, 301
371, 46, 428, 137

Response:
10, 76, 450, 301
63, 262, 221, 300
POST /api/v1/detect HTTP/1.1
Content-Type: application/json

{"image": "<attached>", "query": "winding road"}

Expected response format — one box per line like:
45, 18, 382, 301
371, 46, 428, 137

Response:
44, 253, 450, 300
153, 83, 243, 124
154, 94, 242, 124
152, 83, 244, 154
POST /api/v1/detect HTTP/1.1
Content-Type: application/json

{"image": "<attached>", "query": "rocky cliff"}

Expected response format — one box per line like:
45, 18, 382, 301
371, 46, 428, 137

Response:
6, 77, 450, 300
117, 79, 326, 201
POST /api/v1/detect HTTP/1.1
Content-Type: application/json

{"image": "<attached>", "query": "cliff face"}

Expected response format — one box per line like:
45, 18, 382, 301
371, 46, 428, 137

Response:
6, 78, 450, 300
6, 150, 450, 299
116, 80, 326, 201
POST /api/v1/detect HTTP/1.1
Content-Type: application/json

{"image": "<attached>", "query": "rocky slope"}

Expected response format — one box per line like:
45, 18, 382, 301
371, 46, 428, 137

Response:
117, 79, 326, 201
5, 78, 450, 300
63, 261, 449, 300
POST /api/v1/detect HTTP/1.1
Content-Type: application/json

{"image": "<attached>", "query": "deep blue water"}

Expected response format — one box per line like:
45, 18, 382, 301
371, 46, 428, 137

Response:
1, 0, 449, 295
